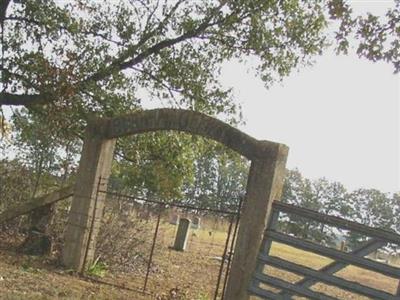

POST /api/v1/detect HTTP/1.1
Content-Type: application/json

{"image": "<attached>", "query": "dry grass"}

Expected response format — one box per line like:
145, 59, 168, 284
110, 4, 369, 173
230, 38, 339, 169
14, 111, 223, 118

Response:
0, 250, 148, 300
0, 222, 398, 300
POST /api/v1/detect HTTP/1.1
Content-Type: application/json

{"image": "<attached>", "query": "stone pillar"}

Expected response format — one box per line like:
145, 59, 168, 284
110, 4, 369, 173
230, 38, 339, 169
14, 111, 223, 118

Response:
224, 142, 288, 300
62, 121, 115, 272
173, 218, 191, 251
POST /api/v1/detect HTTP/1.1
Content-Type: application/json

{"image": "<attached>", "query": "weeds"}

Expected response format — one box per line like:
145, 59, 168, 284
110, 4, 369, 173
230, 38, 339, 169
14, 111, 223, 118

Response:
87, 260, 107, 278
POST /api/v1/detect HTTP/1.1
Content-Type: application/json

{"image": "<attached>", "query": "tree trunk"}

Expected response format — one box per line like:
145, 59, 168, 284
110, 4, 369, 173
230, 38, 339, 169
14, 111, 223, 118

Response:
19, 156, 54, 255
18, 203, 54, 255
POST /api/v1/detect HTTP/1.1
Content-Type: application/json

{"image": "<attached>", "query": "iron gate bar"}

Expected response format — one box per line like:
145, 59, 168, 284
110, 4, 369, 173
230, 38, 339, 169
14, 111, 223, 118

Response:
260, 255, 398, 300
143, 204, 163, 293
99, 190, 237, 215
280, 238, 386, 298
273, 201, 400, 244
270, 201, 398, 299
253, 272, 338, 300
221, 196, 243, 300
214, 215, 234, 300
250, 200, 400, 299
267, 230, 400, 278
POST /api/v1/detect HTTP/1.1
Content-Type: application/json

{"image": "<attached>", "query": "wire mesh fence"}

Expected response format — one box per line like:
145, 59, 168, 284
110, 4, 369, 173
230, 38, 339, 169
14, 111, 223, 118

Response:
93, 179, 242, 299
0, 175, 243, 299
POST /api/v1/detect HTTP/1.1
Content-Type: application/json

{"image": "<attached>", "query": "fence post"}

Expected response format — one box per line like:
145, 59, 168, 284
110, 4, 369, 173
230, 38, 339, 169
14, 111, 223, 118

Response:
224, 142, 288, 300
250, 209, 280, 295
62, 120, 116, 272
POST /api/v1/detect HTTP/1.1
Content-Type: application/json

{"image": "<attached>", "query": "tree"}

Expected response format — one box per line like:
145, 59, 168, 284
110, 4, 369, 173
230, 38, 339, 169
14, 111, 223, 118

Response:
1, 0, 399, 254
2, 0, 399, 204
281, 169, 321, 240
183, 143, 248, 211
5, 108, 79, 254
1, 0, 399, 124
110, 131, 198, 200
347, 188, 393, 229
390, 193, 400, 255
108, 132, 249, 210
0, 0, 328, 211
0, 159, 36, 211
345, 188, 394, 250
281, 171, 400, 250
391, 192, 400, 234
311, 179, 349, 244
281, 170, 352, 245
213, 150, 248, 210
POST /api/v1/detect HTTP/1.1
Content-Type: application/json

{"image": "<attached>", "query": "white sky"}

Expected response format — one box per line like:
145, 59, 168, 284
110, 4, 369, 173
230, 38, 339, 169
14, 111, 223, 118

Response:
220, 2, 400, 193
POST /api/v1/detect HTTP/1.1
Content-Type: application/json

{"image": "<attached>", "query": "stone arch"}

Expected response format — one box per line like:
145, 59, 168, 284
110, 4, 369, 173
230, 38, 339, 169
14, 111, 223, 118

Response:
104, 109, 274, 159
62, 109, 288, 300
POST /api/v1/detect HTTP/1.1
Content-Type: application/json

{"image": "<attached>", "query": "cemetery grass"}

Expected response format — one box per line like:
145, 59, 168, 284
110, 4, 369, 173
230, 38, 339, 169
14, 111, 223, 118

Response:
0, 224, 398, 299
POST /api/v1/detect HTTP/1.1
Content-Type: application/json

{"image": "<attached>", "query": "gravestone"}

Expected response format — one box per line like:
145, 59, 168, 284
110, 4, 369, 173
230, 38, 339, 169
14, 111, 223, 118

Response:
173, 218, 191, 251
192, 216, 201, 229
340, 240, 346, 251
170, 213, 179, 225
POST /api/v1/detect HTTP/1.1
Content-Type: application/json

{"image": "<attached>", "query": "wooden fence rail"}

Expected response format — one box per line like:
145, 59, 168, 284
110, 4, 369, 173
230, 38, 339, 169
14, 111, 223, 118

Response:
249, 201, 400, 300
0, 186, 73, 224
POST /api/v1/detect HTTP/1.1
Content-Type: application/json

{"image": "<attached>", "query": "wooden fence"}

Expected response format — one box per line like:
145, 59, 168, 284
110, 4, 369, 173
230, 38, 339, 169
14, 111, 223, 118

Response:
0, 186, 73, 224
249, 201, 400, 299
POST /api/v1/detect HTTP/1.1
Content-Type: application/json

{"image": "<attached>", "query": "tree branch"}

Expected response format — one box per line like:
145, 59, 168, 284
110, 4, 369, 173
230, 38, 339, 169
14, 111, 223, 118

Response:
2, 1, 235, 108
85, 19, 219, 84
84, 2, 226, 84
130, 66, 183, 108
0, 92, 47, 106
0, 0, 11, 25
5, 16, 41, 26
6, 15, 125, 46
120, 22, 213, 70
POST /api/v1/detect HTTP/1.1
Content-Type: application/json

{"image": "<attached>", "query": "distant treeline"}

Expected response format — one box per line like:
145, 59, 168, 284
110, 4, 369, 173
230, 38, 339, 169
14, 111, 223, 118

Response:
1, 144, 399, 252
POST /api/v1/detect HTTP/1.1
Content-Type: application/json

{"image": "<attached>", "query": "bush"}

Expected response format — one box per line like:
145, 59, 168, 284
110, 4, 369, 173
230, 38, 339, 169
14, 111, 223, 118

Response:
94, 196, 157, 274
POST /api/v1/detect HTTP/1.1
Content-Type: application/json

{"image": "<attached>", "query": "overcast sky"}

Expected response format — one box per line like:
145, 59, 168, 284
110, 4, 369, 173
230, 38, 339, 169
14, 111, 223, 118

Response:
220, 1, 399, 193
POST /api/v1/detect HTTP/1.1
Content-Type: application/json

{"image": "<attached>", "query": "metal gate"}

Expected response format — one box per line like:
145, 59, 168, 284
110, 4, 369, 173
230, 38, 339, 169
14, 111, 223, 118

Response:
249, 201, 400, 299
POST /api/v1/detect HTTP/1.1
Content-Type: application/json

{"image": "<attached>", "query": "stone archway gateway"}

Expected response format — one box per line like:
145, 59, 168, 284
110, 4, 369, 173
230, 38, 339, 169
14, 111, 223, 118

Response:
62, 108, 288, 300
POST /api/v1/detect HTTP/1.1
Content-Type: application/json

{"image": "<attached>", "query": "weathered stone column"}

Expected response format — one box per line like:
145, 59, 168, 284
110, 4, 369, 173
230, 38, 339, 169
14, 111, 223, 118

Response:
224, 142, 288, 300
173, 218, 191, 251
62, 121, 115, 272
